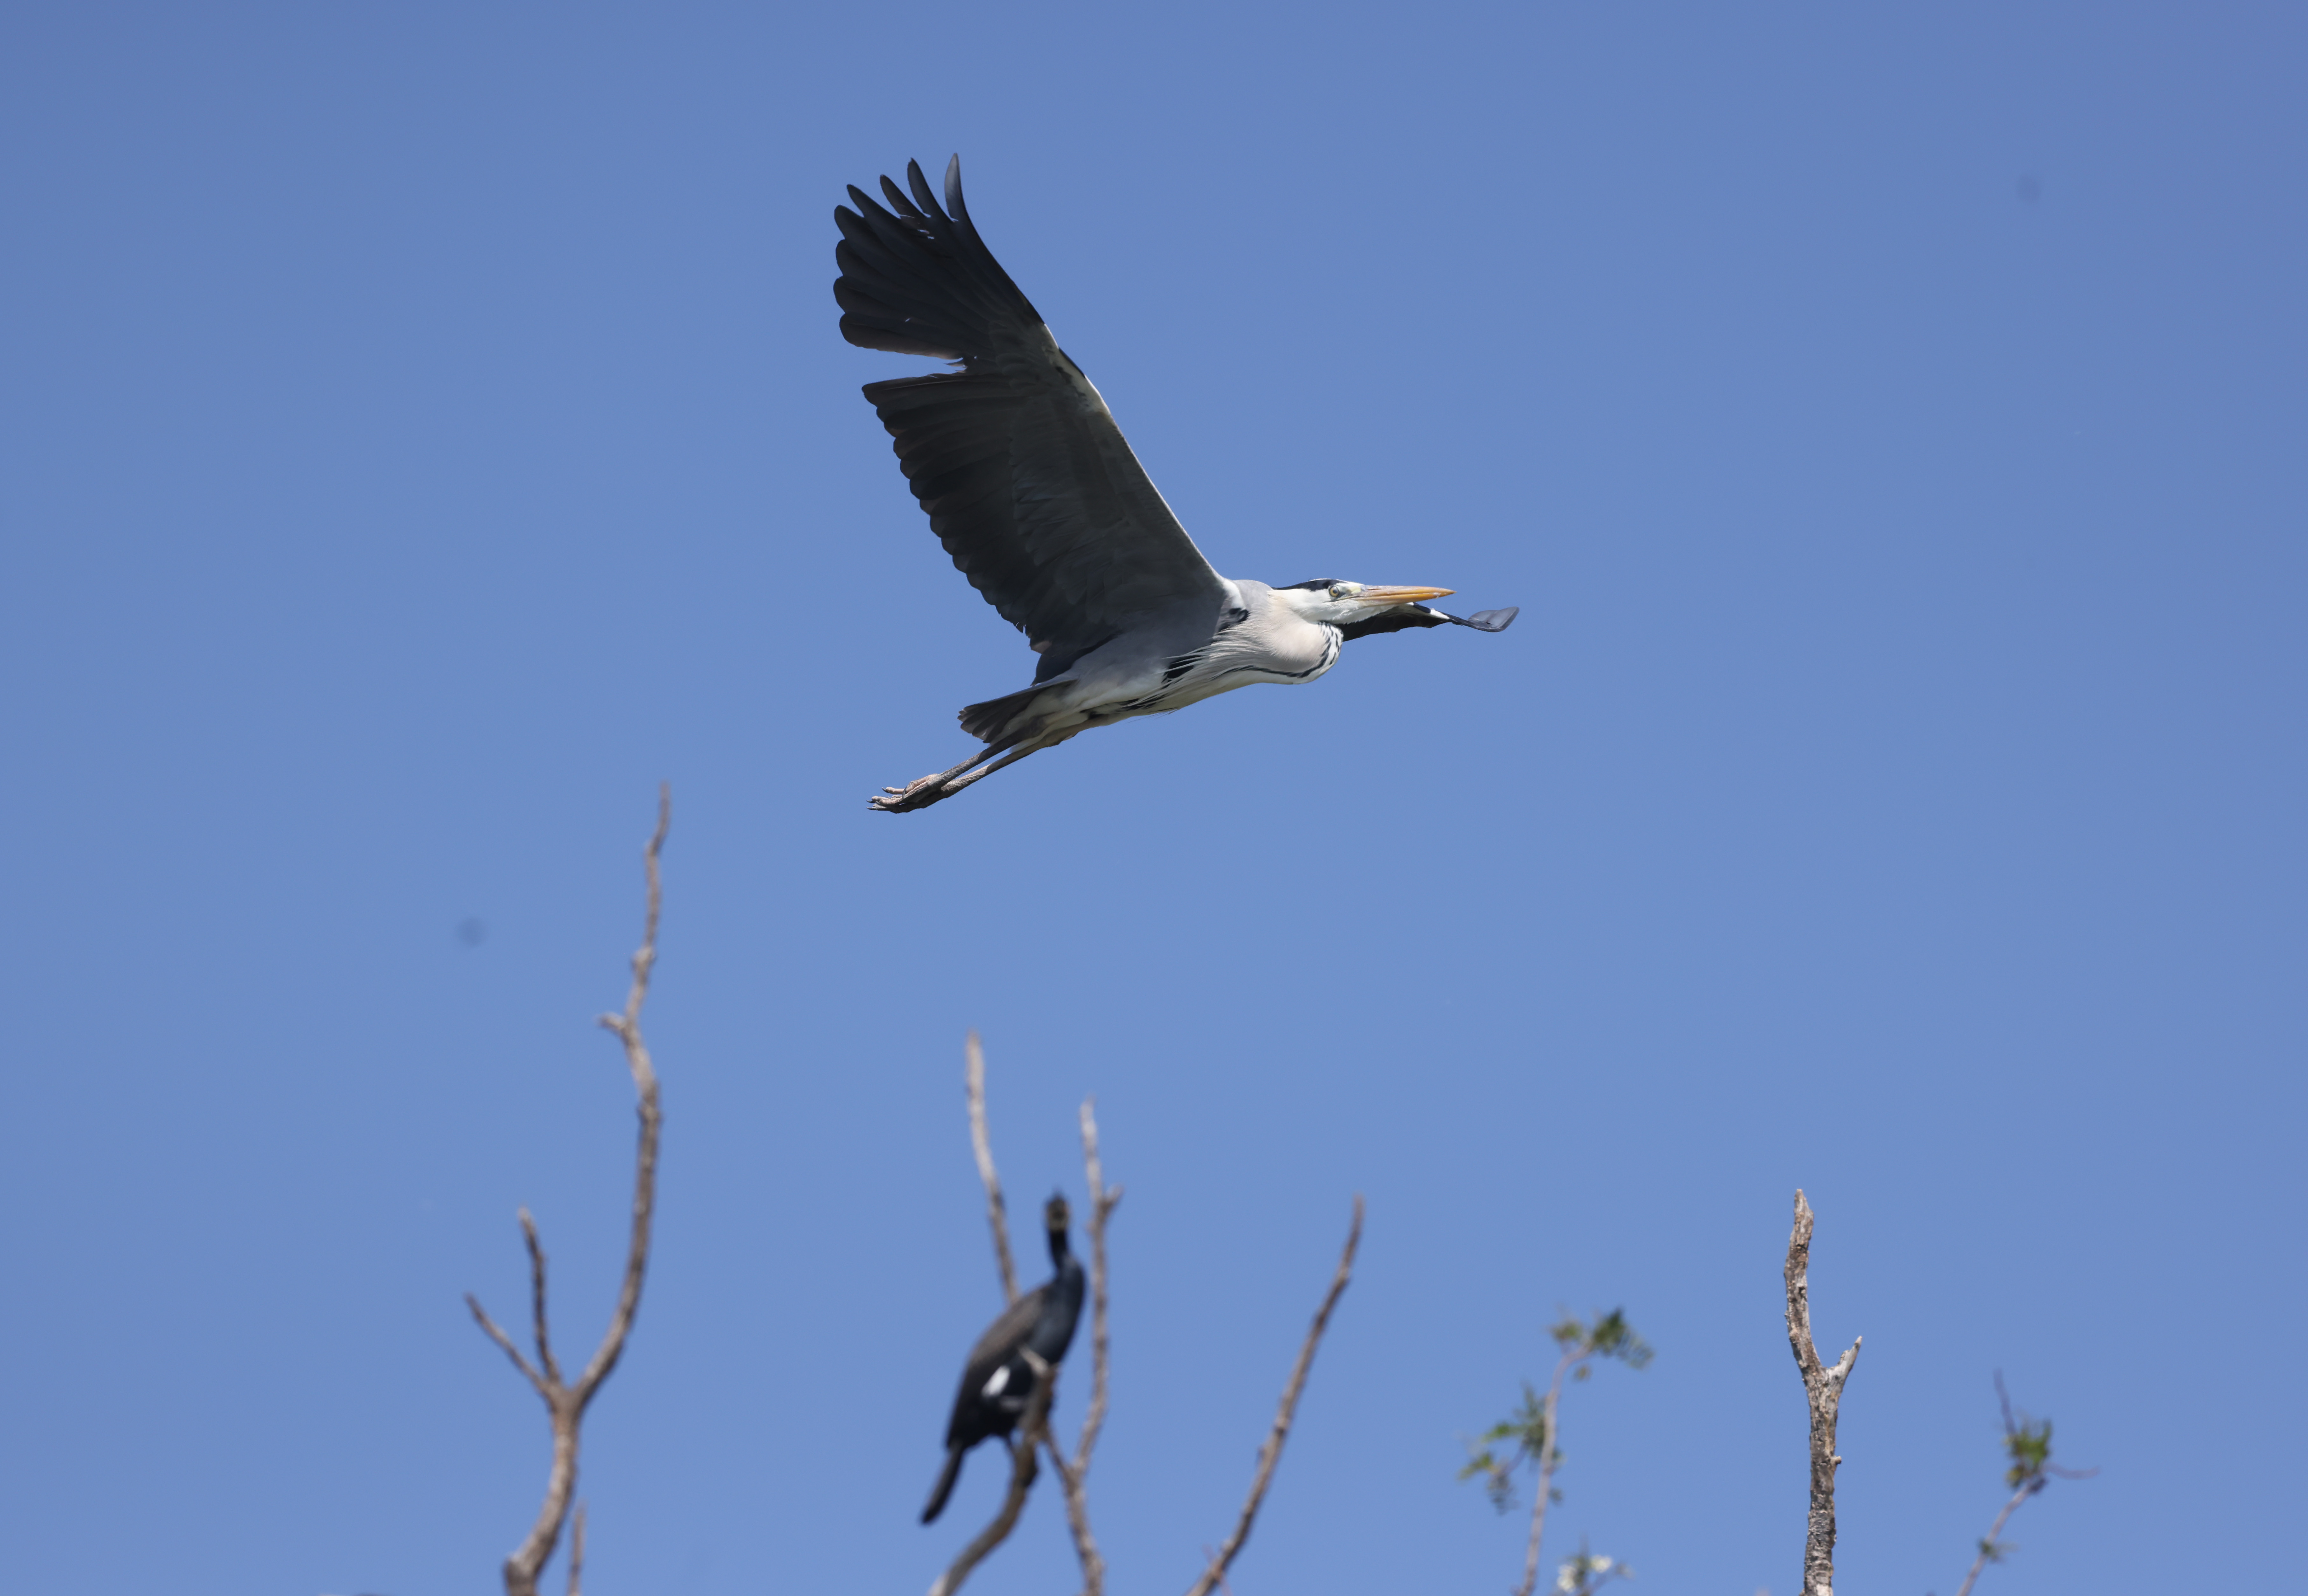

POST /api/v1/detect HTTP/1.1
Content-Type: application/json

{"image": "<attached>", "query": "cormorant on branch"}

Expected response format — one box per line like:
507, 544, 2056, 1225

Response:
921, 1194, 1085, 1524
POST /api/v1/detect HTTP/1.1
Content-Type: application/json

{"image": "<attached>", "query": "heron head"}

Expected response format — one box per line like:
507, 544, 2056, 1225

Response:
1277, 579, 1456, 623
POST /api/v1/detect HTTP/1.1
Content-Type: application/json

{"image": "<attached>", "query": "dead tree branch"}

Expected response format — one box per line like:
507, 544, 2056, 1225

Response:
1047, 1095, 1125, 1596
465, 785, 670, 1596
1785, 1190, 1861, 1596
929, 1349, 1059, 1596
1184, 1195, 1364, 1596
965, 1031, 1019, 1306
566, 1502, 586, 1596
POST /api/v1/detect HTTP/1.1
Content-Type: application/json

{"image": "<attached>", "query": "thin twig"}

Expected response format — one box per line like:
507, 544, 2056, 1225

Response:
580, 784, 669, 1401
929, 1350, 1058, 1596
1045, 1443, 1104, 1596
1183, 1195, 1364, 1596
465, 1294, 546, 1394
1947, 1373, 2095, 1596
522, 1208, 561, 1386
1048, 1096, 1124, 1596
1514, 1340, 1588, 1596
566, 1502, 586, 1596
467, 786, 671, 1596
966, 1032, 1019, 1306
1074, 1097, 1122, 1474
1950, 1486, 2031, 1596
1785, 1190, 1861, 1596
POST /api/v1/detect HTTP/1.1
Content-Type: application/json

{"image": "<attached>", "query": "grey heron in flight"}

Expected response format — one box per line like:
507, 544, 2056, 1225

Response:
836, 157, 1518, 814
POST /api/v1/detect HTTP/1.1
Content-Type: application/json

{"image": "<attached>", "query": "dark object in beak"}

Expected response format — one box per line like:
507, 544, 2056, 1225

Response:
1334, 602, 1519, 642
1449, 606, 1518, 632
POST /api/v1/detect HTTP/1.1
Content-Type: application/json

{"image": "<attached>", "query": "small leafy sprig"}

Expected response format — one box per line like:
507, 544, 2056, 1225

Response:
1946, 1374, 2097, 1596
1460, 1309, 1651, 1596
1553, 1542, 1631, 1596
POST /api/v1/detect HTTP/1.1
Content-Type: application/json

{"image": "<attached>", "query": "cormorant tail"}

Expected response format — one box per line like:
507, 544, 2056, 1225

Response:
921, 1445, 966, 1524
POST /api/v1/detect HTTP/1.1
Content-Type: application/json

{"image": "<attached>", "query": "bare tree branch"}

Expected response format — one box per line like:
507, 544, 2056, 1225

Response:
1073, 1096, 1122, 1475
467, 785, 671, 1596
464, 1293, 546, 1395
1046, 1095, 1125, 1596
1044, 1444, 1103, 1596
929, 1349, 1059, 1596
1183, 1195, 1364, 1596
521, 1208, 561, 1386
965, 1031, 1019, 1306
1785, 1190, 1861, 1596
580, 785, 668, 1402
566, 1502, 586, 1596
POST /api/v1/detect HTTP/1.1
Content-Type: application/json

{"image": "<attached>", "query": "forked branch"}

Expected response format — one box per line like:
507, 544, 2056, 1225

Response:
1183, 1195, 1365, 1596
465, 786, 670, 1596
1785, 1190, 1861, 1596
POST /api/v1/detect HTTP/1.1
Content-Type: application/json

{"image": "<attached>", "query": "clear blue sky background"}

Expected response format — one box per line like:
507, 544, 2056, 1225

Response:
2, 3, 2300, 1592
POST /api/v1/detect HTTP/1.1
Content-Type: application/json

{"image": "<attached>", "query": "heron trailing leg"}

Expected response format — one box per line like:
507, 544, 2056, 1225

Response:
869, 735, 1057, 814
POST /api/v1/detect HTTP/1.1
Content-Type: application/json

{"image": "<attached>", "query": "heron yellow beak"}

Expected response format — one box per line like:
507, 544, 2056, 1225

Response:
1357, 585, 1455, 605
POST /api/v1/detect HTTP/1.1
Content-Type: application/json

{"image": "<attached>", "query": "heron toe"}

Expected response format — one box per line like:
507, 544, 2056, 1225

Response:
869, 773, 951, 813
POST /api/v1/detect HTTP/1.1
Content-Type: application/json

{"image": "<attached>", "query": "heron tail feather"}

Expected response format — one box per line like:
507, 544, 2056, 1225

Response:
958, 685, 1050, 745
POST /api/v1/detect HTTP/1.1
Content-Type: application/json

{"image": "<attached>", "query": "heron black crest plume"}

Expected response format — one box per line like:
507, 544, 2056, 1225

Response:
835, 157, 1520, 814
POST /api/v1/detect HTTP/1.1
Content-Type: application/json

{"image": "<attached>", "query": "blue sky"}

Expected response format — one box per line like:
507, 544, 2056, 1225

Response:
2, 3, 2301, 1592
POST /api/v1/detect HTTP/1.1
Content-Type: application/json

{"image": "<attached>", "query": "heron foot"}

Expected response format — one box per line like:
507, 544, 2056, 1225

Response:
867, 772, 959, 813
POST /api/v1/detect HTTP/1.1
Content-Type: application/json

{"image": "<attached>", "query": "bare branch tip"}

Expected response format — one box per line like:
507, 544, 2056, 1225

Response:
465, 1292, 546, 1393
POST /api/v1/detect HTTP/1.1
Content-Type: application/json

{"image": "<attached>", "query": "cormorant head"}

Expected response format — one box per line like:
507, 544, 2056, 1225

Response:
1044, 1192, 1072, 1260
1276, 578, 1456, 624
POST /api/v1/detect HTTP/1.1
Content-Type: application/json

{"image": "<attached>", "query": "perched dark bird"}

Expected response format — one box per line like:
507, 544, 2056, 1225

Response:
921, 1194, 1086, 1525
834, 157, 1520, 814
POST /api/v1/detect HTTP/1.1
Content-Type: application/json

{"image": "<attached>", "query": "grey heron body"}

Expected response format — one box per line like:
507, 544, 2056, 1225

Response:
836, 158, 1517, 813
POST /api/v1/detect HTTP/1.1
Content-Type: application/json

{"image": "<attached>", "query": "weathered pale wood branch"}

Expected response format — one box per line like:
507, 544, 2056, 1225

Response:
1047, 1095, 1124, 1596
1784, 1190, 1861, 1596
465, 786, 669, 1596
1183, 1195, 1364, 1596
965, 1031, 1019, 1306
566, 1502, 586, 1596
928, 1349, 1058, 1596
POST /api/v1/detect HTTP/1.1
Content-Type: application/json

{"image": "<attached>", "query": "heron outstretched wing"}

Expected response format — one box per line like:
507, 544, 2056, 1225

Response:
836, 158, 1233, 682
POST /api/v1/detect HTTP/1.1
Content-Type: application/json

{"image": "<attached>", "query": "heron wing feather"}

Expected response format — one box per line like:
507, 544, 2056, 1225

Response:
836, 158, 1231, 679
